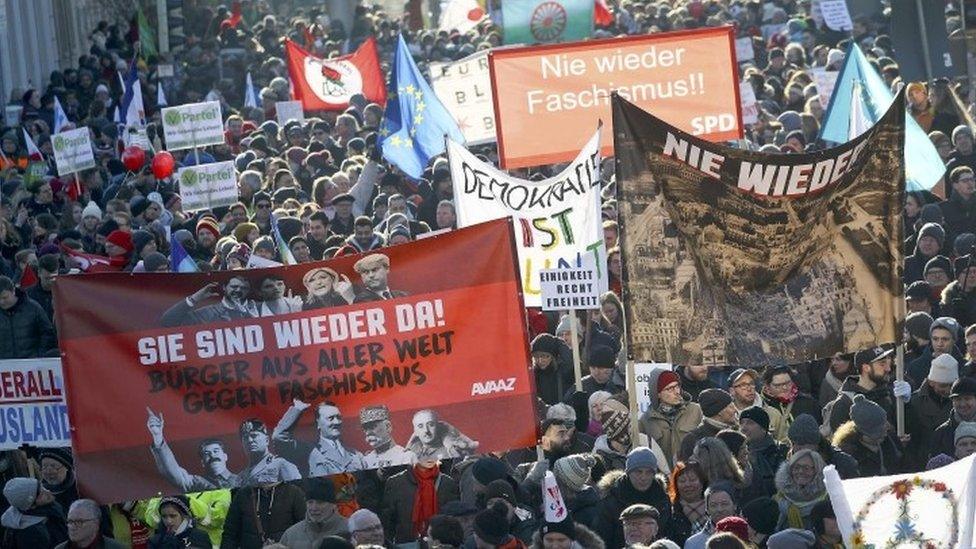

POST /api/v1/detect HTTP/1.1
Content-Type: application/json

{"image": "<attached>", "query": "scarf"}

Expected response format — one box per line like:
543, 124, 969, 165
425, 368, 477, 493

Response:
766, 383, 799, 405
411, 464, 439, 537
680, 498, 708, 528
703, 416, 737, 431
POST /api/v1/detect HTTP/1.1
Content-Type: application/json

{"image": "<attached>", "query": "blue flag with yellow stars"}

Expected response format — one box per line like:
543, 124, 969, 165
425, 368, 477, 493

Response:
379, 34, 464, 178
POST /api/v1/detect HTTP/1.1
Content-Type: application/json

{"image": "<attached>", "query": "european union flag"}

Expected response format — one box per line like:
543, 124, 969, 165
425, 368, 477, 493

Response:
819, 44, 944, 192
379, 35, 464, 178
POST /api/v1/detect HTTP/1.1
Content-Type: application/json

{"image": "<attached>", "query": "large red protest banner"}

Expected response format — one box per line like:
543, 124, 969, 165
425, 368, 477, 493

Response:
55, 220, 537, 503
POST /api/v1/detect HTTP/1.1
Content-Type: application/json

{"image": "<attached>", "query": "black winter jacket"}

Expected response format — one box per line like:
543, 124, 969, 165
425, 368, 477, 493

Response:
0, 291, 56, 359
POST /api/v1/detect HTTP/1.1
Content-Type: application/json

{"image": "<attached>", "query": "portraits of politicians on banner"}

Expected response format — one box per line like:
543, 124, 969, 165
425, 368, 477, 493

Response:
353, 254, 409, 303
359, 405, 415, 468
405, 409, 479, 460
146, 408, 300, 491
160, 258, 404, 327
301, 266, 355, 311
272, 399, 367, 476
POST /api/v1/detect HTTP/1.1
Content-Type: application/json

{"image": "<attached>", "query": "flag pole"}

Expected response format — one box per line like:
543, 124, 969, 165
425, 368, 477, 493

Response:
896, 344, 905, 437
570, 313, 583, 391
626, 359, 640, 445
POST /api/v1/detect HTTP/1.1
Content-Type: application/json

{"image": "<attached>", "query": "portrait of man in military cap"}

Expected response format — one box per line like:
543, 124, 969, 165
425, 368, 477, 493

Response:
359, 405, 414, 468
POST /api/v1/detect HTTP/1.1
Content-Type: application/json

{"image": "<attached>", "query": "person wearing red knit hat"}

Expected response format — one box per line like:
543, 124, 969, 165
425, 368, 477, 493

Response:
714, 515, 750, 545
195, 216, 221, 257
639, 369, 703, 469
105, 230, 133, 258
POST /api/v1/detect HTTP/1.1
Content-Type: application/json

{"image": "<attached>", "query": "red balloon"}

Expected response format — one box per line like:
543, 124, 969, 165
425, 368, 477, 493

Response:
151, 151, 176, 180
121, 146, 146, 172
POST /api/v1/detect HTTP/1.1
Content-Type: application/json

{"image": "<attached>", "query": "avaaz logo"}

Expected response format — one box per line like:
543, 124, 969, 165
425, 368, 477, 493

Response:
471, 378, 517, 396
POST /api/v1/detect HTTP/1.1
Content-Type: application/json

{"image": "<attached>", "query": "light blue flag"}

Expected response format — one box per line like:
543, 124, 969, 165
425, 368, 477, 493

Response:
379, 35, 464, 179
52, 97, 69, 134
170, 237, 199, 273
501, 0, 594, 44
819, 44, 944, 192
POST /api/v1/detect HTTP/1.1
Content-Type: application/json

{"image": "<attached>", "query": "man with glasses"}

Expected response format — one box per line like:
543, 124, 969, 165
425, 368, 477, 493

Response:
61, 499, 124, 549
348, 508, 387, 546
728, 368, 761, 412
638, 369, 702, 469
759, 366, 821, 443
251, 190, 274, 235
939, 166, 976, 254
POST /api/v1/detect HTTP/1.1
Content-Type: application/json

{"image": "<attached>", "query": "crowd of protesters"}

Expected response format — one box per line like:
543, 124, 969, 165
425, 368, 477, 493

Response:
0, 0, 973, 548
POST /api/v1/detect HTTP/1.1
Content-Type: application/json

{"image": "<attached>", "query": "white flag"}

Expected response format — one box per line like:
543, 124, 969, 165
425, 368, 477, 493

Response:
245, 72, 259, 109
439, 0, 485, 33
825, 454, 976, 548
848, 80, 873, 140
543, 471, 568, 522
157, 83, 168, 107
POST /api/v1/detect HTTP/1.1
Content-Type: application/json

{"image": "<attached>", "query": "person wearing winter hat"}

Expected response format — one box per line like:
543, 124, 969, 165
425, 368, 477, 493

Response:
104, 229, 133, 262
569, 345, 623, 400
827, 345, 907, 434
348, 508, 385, 546
739, 406, 789, 499
712, 516, 749, 545
473, 502, 518, 548
233, 221, 260, 246
552, 454, 597, 495
941, 165, 976, 247
741, 497, 778, 546
954, 421, 976, 459
279, 479, 348, 549
593, 446, 672, 549
904, 311, 934, 364
904, 280, 935, 316
924, 254, 953, 290
554, 314, 583, 349
531, 333, 573, 406
592, 395, 664, 473
639, 369, 703, 469
907, 315, 961, 390
1, 477, 67, 547
767, 528, 816, 548
586, 391, 612, 437
831, 395, 901, 477
678, 388, 737, 461
194, 215, 221, 257
620, 503, 660, 545
147, 495, 210, 549
905, 221, 944, 283
38, 448, 78, 515
771, 449, 827, 531
905, 352, 957, 469
536, 518, 584, 549
142, 252, 170, 272
931, 377, 976, 458
482, 479, 537, 544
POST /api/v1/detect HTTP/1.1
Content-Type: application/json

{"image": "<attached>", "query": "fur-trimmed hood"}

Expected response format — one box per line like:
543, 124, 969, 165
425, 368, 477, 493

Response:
774, 448, 826, 502
530, 522, 605, 549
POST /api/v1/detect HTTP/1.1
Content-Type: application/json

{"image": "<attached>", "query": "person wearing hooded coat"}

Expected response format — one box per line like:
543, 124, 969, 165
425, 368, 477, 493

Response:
772, 449, 828, 531
0, 477, 68, 548
530, 334, 574, 406
530, 517, 605, 549
149, 495, 211, 549
638, 369, 703, 470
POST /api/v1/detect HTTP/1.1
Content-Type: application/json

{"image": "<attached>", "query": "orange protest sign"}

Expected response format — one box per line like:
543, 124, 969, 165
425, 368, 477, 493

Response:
489, 26, 742, 168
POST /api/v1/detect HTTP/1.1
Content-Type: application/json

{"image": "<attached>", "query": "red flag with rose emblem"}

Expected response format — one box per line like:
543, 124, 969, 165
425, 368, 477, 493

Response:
285, 38, 387, 111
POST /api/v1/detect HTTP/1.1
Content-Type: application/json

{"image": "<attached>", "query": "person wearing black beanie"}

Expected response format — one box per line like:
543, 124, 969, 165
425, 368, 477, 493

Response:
739, 406, 789, 500
565, 345, 623, 401
530, 333, 573, 406
742, 496, 779, 546
473, 502, 512, 547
